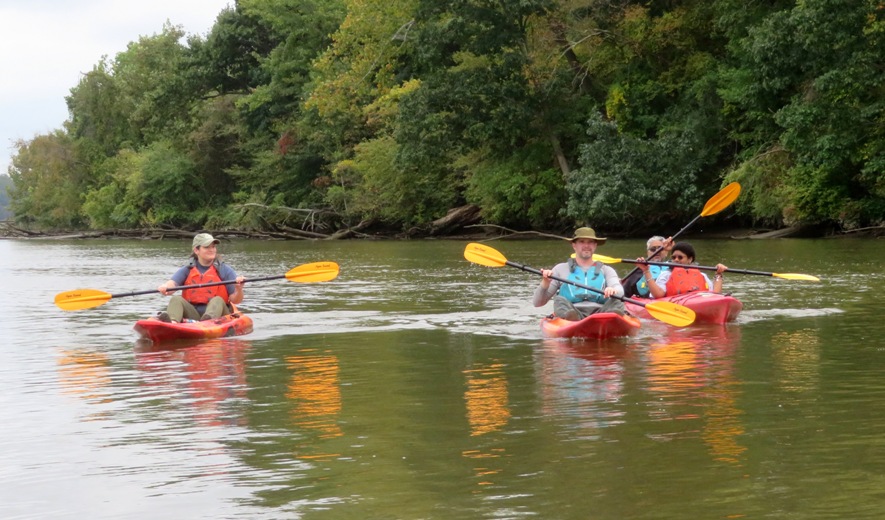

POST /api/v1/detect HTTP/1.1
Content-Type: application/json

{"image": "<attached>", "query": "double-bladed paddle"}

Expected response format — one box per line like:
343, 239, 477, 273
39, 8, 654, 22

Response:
621, 182, 742, 284
54, 261, 340, 311
463, 243, 695, 327
595, 254, 820, 281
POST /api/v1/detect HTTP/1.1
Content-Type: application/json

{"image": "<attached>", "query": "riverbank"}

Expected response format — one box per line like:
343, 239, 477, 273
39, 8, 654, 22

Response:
3, 219, 882, 241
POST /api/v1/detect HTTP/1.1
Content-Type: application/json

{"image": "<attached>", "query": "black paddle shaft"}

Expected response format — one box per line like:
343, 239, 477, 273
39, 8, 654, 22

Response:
506, 260, 651, 307
620, 213, 702, 284
109, 274, 285, 298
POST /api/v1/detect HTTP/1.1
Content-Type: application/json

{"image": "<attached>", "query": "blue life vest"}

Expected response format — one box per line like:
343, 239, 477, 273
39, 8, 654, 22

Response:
635, 265, 668, 297
559, 259, 606, 304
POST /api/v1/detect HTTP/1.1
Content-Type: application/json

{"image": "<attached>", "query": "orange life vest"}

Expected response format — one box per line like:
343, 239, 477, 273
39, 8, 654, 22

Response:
182, 264, 230, 305
664, 267, 708, 297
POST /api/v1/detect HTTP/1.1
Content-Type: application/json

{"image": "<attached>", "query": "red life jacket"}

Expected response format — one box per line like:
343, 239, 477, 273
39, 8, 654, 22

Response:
182, 264, 230, 305
664, 267, 708, 297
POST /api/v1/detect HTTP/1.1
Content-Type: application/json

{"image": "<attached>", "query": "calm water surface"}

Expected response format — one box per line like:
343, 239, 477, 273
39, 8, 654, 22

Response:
1, 237, 882, 519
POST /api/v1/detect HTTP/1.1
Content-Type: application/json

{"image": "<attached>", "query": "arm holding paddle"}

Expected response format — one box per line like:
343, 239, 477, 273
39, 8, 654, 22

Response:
532, 228, 628, 321
54, 261, 340, 311
157, 271, 246, 303
621, 183, 741, 289
636, 258, 666, 298
533, 263, 623, 320
464, 242, 696, 327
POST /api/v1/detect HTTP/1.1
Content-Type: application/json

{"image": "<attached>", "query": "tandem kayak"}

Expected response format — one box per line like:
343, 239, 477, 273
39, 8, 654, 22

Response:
541, 312, 641, 340
624, 292, 742, 325
134, 310, 253, 343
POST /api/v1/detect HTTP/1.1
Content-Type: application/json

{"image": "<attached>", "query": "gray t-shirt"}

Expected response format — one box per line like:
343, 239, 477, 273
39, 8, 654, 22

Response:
532, 261, 623, 311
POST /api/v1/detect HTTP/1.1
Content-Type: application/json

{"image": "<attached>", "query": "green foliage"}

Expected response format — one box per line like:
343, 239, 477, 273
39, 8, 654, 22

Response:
0, 175, 13, 219
8, 0, 885, 233
462, 145, 566, 229
82, 150, 144, 228
8, 132, 87, 229
566, 113, 704, 229
138, 141, 204, 226
185, 6, 280, 96
723, 147, 793, 225
721, 0, 885, 227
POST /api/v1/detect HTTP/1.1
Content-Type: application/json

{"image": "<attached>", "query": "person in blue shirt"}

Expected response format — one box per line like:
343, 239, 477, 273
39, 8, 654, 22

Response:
623, 235, 672, 298
155, 233, 244, 323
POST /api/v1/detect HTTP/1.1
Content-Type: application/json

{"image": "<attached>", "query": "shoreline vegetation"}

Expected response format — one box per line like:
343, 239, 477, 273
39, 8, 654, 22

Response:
3, 214, 883, 242
5, 3, 883, 237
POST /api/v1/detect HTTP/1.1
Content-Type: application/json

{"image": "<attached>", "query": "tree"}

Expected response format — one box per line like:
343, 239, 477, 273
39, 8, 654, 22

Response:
721, 0, 885, 228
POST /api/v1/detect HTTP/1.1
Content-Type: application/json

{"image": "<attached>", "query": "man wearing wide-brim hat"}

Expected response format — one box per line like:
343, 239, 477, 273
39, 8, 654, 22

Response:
532, 227, 625, 320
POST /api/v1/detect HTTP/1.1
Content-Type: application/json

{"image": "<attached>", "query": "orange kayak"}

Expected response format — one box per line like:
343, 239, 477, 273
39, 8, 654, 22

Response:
134, 310, 253, 343
624, 291, 742, 324
540, 312, 641, 339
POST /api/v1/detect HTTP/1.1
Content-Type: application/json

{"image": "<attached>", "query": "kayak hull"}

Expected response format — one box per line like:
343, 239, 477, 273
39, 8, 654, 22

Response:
625, 292, 742, 325
541, 312, 641, 340
134, 312, 253, 343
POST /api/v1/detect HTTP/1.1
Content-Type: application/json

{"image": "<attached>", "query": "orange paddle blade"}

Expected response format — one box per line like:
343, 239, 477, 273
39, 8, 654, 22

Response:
54, 289, 113, 311
464, 243, 508, 268
284, 261, 340, 282
644, 301, 696, 327
701, 182, 741, 217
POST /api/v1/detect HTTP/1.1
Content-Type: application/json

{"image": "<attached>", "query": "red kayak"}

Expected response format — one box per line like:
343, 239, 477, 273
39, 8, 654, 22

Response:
541, 312, 641, 340
134, 310, 253, 343
624, 292, 742, 325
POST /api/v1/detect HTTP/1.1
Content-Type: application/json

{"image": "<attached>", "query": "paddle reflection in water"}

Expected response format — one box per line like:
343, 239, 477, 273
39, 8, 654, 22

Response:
56, 348, 112, 404
463, 363, 511, 437
286, 349, 343, 462
134, 339, 251, 428
643, 325, 746, 465
462, 362, 510, 490
537, 339, 631, 434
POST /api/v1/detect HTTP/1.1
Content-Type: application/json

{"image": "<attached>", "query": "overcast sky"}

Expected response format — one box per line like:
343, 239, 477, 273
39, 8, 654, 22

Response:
0, 0, 233, 176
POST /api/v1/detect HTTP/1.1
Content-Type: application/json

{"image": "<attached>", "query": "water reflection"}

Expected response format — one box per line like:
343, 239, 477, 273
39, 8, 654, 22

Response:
56, 348, 112, 403
771, 328, 821, 398
285, 349, 343, 461
462, 362, 510, 490
537, 339, 629, 434
644, 326, 746, 465
463, 363, 510, 436
134, 339, 251, 427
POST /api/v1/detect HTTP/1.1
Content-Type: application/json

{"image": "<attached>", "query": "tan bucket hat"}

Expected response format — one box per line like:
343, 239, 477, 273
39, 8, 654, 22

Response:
569, 227, 606, 244
192, 233, 220, 248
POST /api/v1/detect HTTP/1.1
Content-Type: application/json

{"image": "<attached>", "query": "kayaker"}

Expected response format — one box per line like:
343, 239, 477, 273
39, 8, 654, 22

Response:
155, 233, 245, 323
623, 235, 673, 298
650, 241, 727, 297
533, 227, 625, 321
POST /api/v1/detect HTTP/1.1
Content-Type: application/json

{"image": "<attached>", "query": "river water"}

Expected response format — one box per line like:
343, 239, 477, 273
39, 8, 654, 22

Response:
1, 236, 881, 519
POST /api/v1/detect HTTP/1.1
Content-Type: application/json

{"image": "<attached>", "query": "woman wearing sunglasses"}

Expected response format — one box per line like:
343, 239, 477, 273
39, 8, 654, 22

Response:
639, 241, 727, 298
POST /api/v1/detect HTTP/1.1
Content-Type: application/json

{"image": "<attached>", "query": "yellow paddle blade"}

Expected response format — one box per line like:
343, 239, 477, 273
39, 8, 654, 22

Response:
701, 182, 741, 217
592, 254, 623, 264
464, 243, 507, 268
773, 272, 820, 282
644, 301, 696, 327
284, 261, 340, 282
54, 289, 113, 311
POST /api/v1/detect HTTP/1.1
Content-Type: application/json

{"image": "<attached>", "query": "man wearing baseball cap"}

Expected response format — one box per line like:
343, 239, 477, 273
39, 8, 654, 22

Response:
155, 233, 245, 323
532, 227, 625, 320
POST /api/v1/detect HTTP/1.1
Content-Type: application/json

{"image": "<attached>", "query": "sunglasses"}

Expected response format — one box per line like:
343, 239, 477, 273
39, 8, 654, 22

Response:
671, 254, 687, 260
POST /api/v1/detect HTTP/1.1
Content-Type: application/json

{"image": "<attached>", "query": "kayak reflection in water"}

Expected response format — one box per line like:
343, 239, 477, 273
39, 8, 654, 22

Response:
155, 233, 245, 323
644, 241, 727, 298
532, 227, 625, 321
